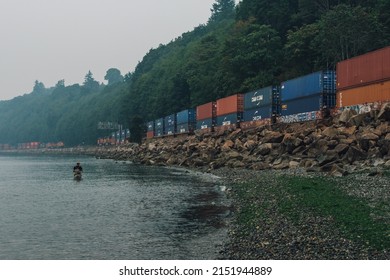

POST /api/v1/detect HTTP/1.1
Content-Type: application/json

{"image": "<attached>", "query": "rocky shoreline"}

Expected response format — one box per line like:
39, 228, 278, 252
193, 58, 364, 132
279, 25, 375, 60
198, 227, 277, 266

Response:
211, 167, 389, 259
95, 104, 390, 176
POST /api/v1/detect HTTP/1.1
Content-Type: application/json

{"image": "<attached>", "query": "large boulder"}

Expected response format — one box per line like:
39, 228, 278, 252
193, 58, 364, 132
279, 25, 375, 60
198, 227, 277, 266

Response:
344, 146, 367, 163
377, 103, 390, 121
338, 109, 357, 123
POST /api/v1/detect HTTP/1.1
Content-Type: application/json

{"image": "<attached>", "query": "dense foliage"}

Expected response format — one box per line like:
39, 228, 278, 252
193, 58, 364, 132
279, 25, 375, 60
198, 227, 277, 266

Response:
0, 0, 388, 146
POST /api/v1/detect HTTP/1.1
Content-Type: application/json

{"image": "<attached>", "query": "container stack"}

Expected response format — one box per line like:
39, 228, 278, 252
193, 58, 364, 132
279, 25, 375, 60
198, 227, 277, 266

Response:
146, 121, 154, 139
196, 102, 216, 132
164, 114, 176, 135
176, 109, 196, 134
241, 86, 279, 129
336, 46, 390, 108
215, 94, 244, 131
280, 70, 336, 123
155, 118, 164, 137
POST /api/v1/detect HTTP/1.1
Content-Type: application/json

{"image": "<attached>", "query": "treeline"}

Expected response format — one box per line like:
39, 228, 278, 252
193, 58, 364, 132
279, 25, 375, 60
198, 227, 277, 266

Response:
0, 71, 129, 146
0, 0, 388, 146
122, 0, 389, 124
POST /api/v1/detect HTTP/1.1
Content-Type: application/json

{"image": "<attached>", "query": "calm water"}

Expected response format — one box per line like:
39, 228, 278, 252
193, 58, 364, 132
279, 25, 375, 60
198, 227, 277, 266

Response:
0, 154, 229, 260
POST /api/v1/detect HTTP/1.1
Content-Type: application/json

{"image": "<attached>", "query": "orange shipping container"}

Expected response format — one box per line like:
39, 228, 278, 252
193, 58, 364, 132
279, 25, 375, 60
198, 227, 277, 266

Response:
337, 46, 390, 90
337, 80, 390, 108
216, 94, 244, 116
196, 102, 216, 120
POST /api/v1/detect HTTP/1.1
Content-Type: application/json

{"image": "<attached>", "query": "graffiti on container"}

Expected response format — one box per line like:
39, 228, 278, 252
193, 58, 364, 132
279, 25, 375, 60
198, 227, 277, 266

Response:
222, 120, 232, 126
280, 111, 321, 123
337, 102, 384, 114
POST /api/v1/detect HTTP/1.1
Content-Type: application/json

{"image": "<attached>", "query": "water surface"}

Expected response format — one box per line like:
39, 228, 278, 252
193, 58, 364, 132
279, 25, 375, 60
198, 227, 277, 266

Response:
0, 154, 229, 259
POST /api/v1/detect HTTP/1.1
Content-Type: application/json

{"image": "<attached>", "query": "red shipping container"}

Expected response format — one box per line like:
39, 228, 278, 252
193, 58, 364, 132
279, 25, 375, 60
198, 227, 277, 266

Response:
196, 102, 216, 120
337, 80, 390, 108
146, 131, 154, 139
337, 46, 390, 90
216, 94, 244, 116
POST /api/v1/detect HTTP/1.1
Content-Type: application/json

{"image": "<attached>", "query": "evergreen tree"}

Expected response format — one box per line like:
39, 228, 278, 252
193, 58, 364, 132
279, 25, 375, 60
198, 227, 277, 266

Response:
209, 0, 236, 23
82, 70, 100, 93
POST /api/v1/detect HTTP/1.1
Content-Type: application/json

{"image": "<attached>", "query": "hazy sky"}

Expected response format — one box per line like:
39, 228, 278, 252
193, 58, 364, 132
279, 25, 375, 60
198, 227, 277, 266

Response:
0, 0, 238, 101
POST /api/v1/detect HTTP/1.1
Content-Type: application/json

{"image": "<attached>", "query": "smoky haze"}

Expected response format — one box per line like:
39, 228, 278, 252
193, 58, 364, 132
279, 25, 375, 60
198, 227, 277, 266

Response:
0, 0, 235, 101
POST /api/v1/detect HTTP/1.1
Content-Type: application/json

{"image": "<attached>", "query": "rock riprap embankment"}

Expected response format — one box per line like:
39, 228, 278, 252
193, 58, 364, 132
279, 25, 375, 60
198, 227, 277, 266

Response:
95, 103, 390, 176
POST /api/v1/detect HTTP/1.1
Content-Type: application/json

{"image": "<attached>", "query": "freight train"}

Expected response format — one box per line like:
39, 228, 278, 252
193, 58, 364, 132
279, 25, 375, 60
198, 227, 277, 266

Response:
144, 46, 390, 139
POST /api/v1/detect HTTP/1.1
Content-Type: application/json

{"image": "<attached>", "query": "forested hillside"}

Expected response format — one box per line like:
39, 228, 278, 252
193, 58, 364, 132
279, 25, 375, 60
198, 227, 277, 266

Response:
1, 0, 388, 146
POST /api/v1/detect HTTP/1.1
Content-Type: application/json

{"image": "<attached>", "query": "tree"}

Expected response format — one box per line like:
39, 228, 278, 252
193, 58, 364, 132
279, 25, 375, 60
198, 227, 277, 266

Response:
220, 21, 282, 92
32, 80, 45, 94
284, 23, 320, 76
312, 4, 384, 68
236, 0, 299, 37
127, 116, 144, 144
209, 0, 236, 23
55, 79, 65, 88
83, 70, 100, 93
104, 68, 124, 85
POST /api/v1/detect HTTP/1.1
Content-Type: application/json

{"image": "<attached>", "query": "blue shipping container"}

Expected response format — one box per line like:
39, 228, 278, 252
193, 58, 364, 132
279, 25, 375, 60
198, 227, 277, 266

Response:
243, 106, 272, 122
177, 123, 195, 134
155, 128, 164, 137
216, 113, 243, 127
155, 118, 164, 129
244, 86, 276, 109
176, 109, 196, 125
281, 71, 336, 101
164, 114, 176, 128
281, 94, 322, 116
164, 124, 176, 135
196, 118, 213, 130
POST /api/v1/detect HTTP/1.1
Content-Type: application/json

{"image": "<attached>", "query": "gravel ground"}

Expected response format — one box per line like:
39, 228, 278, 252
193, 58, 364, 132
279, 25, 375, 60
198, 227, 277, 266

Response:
208, 167, 390, 260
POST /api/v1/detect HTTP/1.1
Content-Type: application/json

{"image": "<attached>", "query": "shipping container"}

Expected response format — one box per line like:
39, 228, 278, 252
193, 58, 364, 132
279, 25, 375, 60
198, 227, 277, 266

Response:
281, 94, 322, 115
337, 80, 390, 108
216, 112, 243, 127
155, 117, 164, 137
196, 102, 216, 120
147, 121, 154, 132
155, 129, 163, 137
244, 86, 277, 110
337, 46, 390, 90
176, 123, 195, 134
155, 118, 164, 130
280, 93, 326, 123
146, 131, 154, 139
164, 114, 176, 128
216, 94, 244, 116
242, 106, 272, 122
165, 126, 176, 135
281, 71, 336, 101
196, 118, 214, 130
176, 109, 196, 125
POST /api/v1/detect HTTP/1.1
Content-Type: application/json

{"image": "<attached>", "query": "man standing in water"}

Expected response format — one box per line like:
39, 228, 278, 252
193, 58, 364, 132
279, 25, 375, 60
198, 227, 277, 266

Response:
73, 162, 83, 172
73, 162, 83, 180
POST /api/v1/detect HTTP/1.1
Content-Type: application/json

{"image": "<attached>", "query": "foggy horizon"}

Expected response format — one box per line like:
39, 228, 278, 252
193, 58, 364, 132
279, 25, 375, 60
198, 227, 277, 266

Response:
0, 0, 239, 101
